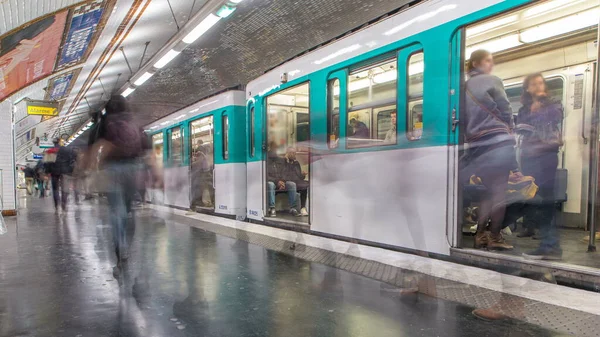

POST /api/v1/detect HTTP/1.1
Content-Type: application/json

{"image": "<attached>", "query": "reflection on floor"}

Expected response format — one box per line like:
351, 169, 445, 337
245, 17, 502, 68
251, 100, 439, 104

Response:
268, 211, 309, 225
0, 195, 561, 337
462, 228, 599, 268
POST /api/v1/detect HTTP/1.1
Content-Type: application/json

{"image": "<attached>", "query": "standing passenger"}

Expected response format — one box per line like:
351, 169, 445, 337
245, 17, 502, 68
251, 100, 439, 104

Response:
517, 74, 563, 260
464, 49, 517, 250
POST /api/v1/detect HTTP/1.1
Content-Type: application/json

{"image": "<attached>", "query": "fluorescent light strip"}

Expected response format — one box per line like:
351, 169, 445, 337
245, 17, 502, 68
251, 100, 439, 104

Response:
122, 87, 135, 97
182, 14, 221, 44
467, 15, 518, 37
313, 44, 361, 65
520, 8, 599, 43
230, 0, 244, 3
154, 49, 181, 69
134, 71, 154, 86
524, 0, 585, 18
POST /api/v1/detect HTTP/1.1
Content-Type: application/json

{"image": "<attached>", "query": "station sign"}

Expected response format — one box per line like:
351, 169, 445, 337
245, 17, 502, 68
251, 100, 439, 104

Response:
27, 100, 59, 116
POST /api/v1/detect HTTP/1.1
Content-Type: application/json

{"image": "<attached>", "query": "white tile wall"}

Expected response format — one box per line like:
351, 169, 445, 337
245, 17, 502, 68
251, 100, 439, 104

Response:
0, 100, 16, 211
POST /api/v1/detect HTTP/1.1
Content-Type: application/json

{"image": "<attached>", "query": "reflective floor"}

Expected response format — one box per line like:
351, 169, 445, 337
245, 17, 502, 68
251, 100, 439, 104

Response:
0, 194, 561, 337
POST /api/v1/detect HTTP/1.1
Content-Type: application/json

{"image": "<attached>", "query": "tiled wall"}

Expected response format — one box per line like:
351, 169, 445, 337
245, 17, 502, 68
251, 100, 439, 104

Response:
0, 100, 16, 211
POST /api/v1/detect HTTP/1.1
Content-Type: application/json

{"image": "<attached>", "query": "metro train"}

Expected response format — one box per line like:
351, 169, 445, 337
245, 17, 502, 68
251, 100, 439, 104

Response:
146, 0, 599, 256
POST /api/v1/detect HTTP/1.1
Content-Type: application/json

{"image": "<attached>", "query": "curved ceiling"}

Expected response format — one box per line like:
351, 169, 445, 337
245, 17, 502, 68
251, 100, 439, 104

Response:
128, 0, 412, 122
7, 0, 414, 162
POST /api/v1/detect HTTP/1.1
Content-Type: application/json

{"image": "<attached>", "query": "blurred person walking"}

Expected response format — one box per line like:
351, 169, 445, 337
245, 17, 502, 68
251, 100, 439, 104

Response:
45, 138, 76, 212
23, 166, 35, 195
517, 74, 563, 260
88, 95, 159, 276
463, 49, 519, 250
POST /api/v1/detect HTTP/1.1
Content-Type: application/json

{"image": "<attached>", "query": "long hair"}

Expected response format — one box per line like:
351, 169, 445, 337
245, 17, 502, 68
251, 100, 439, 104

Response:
467, 49, 491, 72
521, 73, 548, 107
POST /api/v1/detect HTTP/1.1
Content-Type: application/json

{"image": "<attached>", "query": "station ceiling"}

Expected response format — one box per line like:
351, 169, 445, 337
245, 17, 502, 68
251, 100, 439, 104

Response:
3, 0, 413, 158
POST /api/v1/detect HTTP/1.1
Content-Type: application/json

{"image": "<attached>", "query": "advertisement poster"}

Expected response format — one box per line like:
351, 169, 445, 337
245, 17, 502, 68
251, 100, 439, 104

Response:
46, 68, 81, 101
0, 12, 68, 101
56, 0, 112, 70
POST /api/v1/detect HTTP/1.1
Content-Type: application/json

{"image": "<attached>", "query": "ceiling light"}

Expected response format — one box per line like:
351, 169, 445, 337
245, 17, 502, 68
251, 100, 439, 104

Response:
372, 71, 397, 84
313, 44, 361, 65
121, 87, 135, 97
217, 5, 236, 18
134, 72, 154, 86
182, 14, 221, 44
466, 33, 521, 58
154, 49, 181, 68
524, 0, 585, 18
409, 61, 424, 76
520, 8, 599, 43
86, 122, 94, 127
384, 4, 457, 36
467, 15, 518, 37
230, 0, 244, 3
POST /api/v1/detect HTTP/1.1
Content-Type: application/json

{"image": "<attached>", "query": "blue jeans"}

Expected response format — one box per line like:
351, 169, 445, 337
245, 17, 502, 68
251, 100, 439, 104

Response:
522, 152, 560, 250
106, 161, 138, 262
267, 181, 297, 209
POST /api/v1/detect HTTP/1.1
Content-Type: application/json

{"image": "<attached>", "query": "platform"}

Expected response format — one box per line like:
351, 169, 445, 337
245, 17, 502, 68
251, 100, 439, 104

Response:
0, 195, 597, 336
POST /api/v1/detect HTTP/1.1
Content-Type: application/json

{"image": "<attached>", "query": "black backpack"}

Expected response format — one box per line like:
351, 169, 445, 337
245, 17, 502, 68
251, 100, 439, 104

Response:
55, 147, 76, 175
104, 114, 143, 158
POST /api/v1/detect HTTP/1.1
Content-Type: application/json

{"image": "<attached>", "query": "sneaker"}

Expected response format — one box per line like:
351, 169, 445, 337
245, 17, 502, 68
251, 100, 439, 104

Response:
523, 247, 562, 260
488, 233, 513, 250
289, 208, 299, 216
269, 208, 276, 217
300, 208, 309, 216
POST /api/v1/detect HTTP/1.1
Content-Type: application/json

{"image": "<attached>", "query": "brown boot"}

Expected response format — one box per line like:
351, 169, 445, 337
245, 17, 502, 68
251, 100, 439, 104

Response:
488, 233, 513, 250
474, 231, 489, 249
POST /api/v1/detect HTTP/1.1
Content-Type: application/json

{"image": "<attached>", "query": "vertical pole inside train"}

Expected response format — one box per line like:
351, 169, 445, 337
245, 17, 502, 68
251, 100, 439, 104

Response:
587, 19, 600, 253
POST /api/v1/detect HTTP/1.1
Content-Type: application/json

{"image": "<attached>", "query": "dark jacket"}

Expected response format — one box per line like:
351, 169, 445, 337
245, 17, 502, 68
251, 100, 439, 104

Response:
282, 159, 304, 182
465, 69, 514, 144
517, 97, 563, 158
267, 156, 285, 182
351, 121, 370, 139
54, 146, 76, 176
23, 167, 34, 178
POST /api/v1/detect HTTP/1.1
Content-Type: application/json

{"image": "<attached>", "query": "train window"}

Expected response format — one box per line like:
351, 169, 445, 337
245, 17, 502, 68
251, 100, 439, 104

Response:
407, 51, 424, 141
266, 82, 310, 150
327, 79, 340, 149
152, 133, 164, 163
190, 116, 213, 165
347, 58, 397, 148
169, 127, 182, 164
249, 107, 255, 157
222, 114, 229, 160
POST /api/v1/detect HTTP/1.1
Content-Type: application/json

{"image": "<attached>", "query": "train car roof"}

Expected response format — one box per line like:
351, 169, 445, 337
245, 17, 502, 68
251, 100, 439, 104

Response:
245, 0, 503, 99
145, 90, 245, 132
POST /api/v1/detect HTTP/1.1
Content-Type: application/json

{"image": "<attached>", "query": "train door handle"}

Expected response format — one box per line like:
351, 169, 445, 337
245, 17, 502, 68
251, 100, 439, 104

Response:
451, 108, 459, 132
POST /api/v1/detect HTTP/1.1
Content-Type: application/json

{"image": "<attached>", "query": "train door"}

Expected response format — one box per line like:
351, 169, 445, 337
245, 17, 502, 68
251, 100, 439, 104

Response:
149, 132, 165, 204
455, 0, 599, 262
264, 82, 310, 225
189, 115, 215, 211
164, 126, 189, 208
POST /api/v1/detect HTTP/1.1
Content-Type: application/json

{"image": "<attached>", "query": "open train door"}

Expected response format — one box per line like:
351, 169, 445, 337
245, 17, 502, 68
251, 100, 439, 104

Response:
448, 28, 465, 249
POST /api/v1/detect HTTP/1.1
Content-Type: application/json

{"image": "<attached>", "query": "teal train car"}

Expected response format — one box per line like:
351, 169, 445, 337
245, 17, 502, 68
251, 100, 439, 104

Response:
244, 0, 599, 257
144, 90, 247, 219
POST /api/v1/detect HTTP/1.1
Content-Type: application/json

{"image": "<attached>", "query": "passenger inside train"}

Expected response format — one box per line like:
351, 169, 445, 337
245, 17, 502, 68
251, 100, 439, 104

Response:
460, 0, 597, 264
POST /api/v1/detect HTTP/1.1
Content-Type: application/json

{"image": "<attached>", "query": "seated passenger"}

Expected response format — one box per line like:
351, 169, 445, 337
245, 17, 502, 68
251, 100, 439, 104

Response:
384, 110, 397, 144
349, 118, 370, 139
283, 147, 308, 216
266, 142, 298, 217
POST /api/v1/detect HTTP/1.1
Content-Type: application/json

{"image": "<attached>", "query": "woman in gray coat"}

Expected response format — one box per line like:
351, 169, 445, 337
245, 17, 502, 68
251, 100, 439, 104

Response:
464, 49, 520, 251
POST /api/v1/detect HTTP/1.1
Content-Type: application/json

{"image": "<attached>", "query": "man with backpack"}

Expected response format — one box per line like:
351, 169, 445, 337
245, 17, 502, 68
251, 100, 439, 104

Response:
45, 138, 76, 212
87, 95, 160, 277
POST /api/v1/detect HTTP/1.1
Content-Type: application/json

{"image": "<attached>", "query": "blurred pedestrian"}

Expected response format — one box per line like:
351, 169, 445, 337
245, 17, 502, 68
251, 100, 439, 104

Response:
87, 95, 159, 277
45, 138, 76, 212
